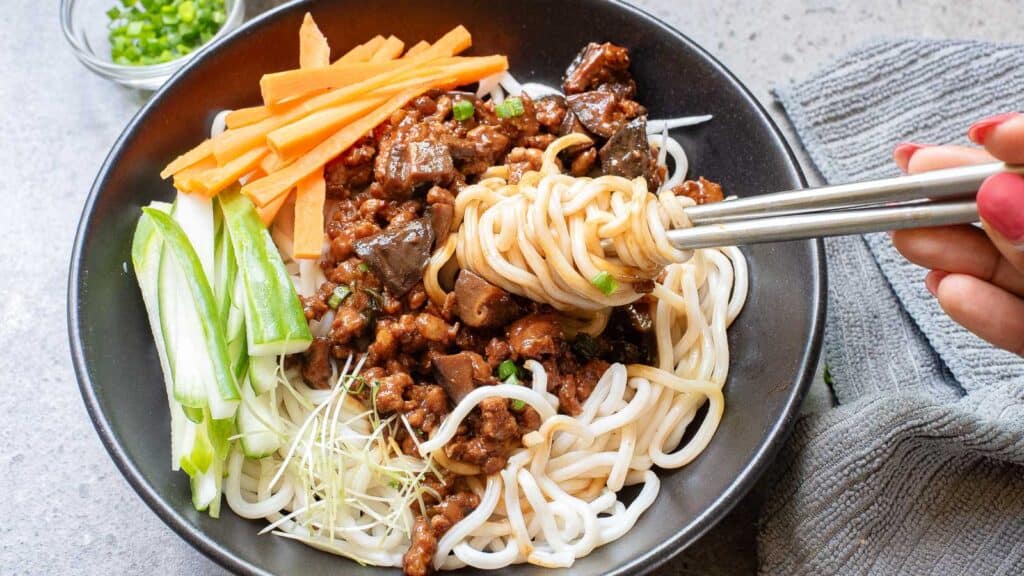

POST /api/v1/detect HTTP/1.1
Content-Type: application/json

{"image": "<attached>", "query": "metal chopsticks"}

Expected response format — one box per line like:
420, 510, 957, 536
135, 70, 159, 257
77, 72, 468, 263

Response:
665, 162, 1024, 251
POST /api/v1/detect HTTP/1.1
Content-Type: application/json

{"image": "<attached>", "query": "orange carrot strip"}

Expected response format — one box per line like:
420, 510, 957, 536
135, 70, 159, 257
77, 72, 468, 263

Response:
404, 40, 430, 57
256, 188, 292, 225
260, 60, 406, 107
266, 94, 390, 161
261, 25, 470, 108
194, 146, 270, 196
298, 13, 331, 68
260, 150, 290, 174
265, 70, 453, 160
334, 37, 378, 64
161, 139, 212, 179
243, 86, 430, 207
217, 28, 479, 166
357, 35, 386, 58
293, 168, 326, 259
369, 36, 405, 62
172, 155, 218, 193
225, 105, 273, 129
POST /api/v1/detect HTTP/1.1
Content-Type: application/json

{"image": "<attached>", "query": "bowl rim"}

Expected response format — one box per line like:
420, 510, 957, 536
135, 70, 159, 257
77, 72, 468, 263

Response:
67, 0, 826, 574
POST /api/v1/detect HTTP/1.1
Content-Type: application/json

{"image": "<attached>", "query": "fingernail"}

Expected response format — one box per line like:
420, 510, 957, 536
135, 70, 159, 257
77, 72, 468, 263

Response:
977, 172, 1024, 243
967, 112, 1020, 145
893, 142, 926, 171
925, 270, 948, 297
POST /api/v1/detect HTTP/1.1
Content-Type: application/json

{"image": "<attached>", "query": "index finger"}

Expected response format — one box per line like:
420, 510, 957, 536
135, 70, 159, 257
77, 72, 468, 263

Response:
968, 112, 1024, 164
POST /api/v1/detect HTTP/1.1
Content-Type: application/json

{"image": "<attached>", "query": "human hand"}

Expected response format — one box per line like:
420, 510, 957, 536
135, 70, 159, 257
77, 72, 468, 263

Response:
890, 112, 1024, 355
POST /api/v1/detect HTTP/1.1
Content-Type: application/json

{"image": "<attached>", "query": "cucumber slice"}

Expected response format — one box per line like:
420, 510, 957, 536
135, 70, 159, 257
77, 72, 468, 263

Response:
248, 354, 278, 396
131, 202, 188, 470
237, 376, 281, 459
143, 208, 241, 418
219, 187, 312, 357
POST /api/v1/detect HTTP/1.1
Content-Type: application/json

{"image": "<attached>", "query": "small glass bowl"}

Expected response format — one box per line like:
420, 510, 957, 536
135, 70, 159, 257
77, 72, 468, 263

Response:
61, 0, 246, 91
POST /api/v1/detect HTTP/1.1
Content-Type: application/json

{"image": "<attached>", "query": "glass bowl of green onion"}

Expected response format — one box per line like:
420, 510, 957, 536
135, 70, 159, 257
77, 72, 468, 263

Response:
61, 0, 245, 90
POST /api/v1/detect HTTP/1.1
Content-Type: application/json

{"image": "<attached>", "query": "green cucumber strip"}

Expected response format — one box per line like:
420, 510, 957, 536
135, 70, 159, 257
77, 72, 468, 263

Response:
248, 355, 278, 396
159, 231, 211, 409
212, 197, 238, 328
131, 202, 188, 470
143, 208, 241, 417
237, 375, 281, 458
226, 275, 249, 383
219, 187, 312, 357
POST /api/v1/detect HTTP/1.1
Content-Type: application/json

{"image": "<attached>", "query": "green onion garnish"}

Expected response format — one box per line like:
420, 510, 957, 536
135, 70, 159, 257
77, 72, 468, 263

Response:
107, 0, 227, 66
327, 285, 351, 309
591, 271, 618, 296
357, 262, 370, 273
495, 97, 525, 119
498, 360, 518, 382
452, 99, 475, 121
510, 399, 526, 411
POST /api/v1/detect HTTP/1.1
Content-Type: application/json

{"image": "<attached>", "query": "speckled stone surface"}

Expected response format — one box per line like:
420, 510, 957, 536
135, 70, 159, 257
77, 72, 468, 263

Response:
2, 1, 1015, 574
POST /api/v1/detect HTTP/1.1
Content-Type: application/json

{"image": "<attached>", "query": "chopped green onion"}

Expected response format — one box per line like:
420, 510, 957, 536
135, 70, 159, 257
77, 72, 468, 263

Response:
498, 360, 518, 382
327, 284, 352, 309
591, 271, 618, 296
452, 99, 475, 121
510, 399, 526, 411
388, 478, 401, 489
106, 0, 226, 66
496, 97, 525, 119
357, 262, 370, 273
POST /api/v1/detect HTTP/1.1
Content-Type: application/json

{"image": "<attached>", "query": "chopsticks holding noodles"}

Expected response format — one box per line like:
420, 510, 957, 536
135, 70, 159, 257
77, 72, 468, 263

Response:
663, 162, 1024, 251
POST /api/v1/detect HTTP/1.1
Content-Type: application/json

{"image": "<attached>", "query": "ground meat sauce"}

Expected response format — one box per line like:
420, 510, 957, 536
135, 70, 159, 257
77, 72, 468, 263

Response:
293, 43, 725, 576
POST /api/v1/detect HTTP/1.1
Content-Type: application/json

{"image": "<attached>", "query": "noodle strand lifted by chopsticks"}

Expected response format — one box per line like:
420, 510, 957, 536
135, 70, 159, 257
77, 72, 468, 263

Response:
425, 133, 696, 313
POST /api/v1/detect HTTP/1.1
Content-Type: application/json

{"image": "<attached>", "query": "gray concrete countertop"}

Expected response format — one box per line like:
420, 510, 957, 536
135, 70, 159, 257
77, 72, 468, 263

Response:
2, 1, 1015, 574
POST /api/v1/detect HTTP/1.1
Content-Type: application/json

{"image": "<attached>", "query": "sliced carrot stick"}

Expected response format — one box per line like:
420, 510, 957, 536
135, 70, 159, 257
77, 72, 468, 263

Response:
225, 105, 273, 129
293, 168, 326, 259
243, 85, 430, 207
262, 25, 470, 108
194, 146, 270, 196
260, 150, 290, 174
369, 35, 405, 62
404, 40, 430, 57
265, 70, 451, 160
215, 27, 486, 168
334, 37, 378, 64
161, 139, 212, 179
172, 155, 218, 192
266, 94, 389, 161
298, 13, 330, 68
256, 187, 292, 225
357, 35, 386, 58
260, 60, 406, 107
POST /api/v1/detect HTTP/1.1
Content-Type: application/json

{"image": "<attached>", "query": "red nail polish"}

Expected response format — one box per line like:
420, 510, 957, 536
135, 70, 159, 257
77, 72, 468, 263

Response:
925, 270, 948, 297
893, 142, 926, 170
977, 172, 1024, 242
967, 112, 1020, 145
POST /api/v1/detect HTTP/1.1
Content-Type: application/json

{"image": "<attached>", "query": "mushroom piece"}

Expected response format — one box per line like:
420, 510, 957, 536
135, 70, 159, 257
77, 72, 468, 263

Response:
431, 351, 493, 404
453, 269, 519, 328
353, 216, 435, 297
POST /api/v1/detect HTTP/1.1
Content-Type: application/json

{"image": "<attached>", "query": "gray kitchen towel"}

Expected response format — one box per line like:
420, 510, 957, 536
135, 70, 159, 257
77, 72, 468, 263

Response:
759, 40, 1024, 574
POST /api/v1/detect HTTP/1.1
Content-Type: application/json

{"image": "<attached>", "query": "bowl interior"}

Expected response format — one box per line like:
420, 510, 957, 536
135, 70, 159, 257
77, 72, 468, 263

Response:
69, 1, 823, 574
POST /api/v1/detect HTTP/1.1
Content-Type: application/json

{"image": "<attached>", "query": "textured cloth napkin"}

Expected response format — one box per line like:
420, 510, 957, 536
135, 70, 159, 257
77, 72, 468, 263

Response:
759, 40, 1024, 574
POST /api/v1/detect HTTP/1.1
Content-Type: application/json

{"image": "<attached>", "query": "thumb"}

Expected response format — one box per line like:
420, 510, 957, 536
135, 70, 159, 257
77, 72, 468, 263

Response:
977, 171, 1024, 272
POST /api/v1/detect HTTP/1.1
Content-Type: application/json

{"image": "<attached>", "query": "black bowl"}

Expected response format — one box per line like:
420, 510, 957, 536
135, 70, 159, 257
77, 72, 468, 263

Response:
68, 0, 824, 574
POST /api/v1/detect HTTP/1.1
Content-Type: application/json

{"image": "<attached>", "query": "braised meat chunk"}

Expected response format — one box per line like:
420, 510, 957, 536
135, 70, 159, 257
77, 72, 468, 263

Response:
599, 116, 663, 190
673, 177, 725, 204
563, 42, 634, 95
